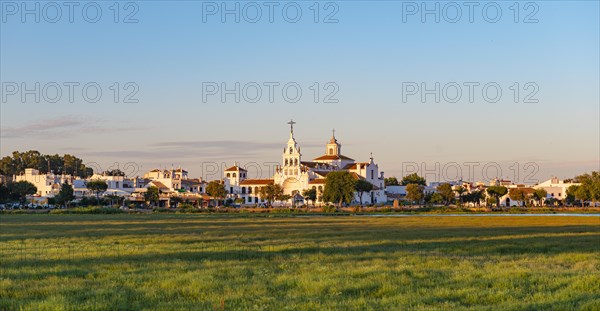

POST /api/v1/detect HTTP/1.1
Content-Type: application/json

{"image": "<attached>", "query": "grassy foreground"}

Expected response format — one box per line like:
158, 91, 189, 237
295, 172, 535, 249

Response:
0, 215, 599, 310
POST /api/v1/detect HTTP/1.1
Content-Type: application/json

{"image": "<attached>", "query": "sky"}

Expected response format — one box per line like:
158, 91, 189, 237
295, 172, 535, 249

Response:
1, 0, 599, 184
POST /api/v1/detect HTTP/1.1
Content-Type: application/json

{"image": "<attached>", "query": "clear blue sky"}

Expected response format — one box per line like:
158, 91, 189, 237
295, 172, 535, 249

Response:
1, 1, 598, 183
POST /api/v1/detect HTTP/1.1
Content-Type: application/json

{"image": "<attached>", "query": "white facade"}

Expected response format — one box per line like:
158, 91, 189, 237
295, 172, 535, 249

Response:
224, 122, 388, 206
533, 177, 581, 201
142, 168, 205, 194
13, 168, 72, 197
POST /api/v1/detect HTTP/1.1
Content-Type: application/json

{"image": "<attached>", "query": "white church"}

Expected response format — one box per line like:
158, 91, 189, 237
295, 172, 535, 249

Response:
223, 120, 387, 206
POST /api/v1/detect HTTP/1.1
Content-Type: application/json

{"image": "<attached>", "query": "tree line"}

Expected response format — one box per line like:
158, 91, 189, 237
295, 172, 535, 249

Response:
0, 151, 93, 177
392, 171, 600, 208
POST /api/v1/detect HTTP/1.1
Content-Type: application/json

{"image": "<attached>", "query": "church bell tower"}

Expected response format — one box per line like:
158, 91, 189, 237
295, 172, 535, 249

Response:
282, 119, 302, 177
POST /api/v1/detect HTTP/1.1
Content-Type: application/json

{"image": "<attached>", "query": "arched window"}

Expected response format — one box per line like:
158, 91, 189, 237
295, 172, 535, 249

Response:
294, 159, 298, 166
226, 173, 230, 178
329, 148, 333, 155
248, 187, 252, 194
285, 159, 288, 166
233, 173, 237, 178
242, 187, 246, 194
289, 147, 293, 154
318, 186, 323, 192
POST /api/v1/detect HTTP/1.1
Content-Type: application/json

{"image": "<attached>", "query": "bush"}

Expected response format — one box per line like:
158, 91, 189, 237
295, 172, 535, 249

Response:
379, 207, 392, 213
50, 207, 124, 214
153, 208, 172, 213
322, 205, 336, 213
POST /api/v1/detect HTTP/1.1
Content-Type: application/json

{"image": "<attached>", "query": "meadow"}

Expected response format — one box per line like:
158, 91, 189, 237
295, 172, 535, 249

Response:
0, 214, 599, 310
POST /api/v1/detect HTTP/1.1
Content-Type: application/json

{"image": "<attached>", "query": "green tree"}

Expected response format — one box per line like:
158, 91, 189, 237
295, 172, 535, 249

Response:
573, 171, 600, 206
259, 184, 284, 207
532, 189, 547, 206
8, 181, 37, 206
206, 181, 227, 207
471, 190, 486, 207
0, 151, 92, 177
302, 188, 317, 206
0, 183, 10, 203
55, 183, 75, 208
454, 186, 467, 206
144, 186, 160, 207
401, 173, 426, 186
322, 171, 356, 207
169, 196, 183, 208
486, 186, 508, 208
103, 169, 125, 176
279, 194, 292, 206
567, 184, 589, 206
508, 188, 527, 207
405, 184, 424, 206
437, 183, 455, 206
425, 192, 443, 205
384, 177, 399, 186
86, 179, 108, 205
355, 179, 373, 205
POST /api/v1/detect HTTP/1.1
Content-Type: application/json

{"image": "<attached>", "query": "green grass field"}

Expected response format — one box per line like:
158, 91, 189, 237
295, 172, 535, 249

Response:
1, 215, 599, 310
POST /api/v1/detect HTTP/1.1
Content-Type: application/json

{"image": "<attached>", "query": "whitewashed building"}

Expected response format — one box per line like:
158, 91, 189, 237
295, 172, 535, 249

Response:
224, 121, 387, 206
13, 168, 72, 197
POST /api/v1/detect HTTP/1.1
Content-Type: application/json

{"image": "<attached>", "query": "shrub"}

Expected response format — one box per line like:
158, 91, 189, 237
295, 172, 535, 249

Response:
379, 207, 392, 213
322, 205, 336, 213
50, 207, 124, 214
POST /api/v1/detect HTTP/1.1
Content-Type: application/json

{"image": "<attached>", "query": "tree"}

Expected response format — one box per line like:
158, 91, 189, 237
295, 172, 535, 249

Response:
486, 186, 508, 208
508, 188, 527, 207
103, 169, 125, 176
8, 181, 37, 206
0, 183, 10, 203
401, 173, 426, 186
532, 189, 547, 206
279, 194, 292, 206
437, 183, 454, 206
355, 179, 373, 205
206, 181, 227, 207
405, 184, 424, 206
86, 179, 108, 205
55, 183, 75, 208
259, 184, 283, 207
144, 186, 160, 207
567, 184, 588, 207
545, 197, 559, 206
572, 171, 600, 206
0, 150, 92, 177
454, 186, 467, 206
302, 188, 317, 206
322, 171, 356, 207
384, 177, 399, 186
425, 192, 443, 205
169, 196, 183, 208
468, 190, 486, 207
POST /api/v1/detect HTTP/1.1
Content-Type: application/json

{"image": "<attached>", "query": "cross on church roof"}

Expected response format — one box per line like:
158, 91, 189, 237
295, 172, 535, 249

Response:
288, 119, 296, 134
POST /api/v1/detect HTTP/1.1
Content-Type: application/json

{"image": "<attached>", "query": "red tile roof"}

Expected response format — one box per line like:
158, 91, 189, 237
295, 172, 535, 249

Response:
343, 162, 368, 170
308, 178, 326, 184
225, 166, 247, 172
313, 154, 354, 161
